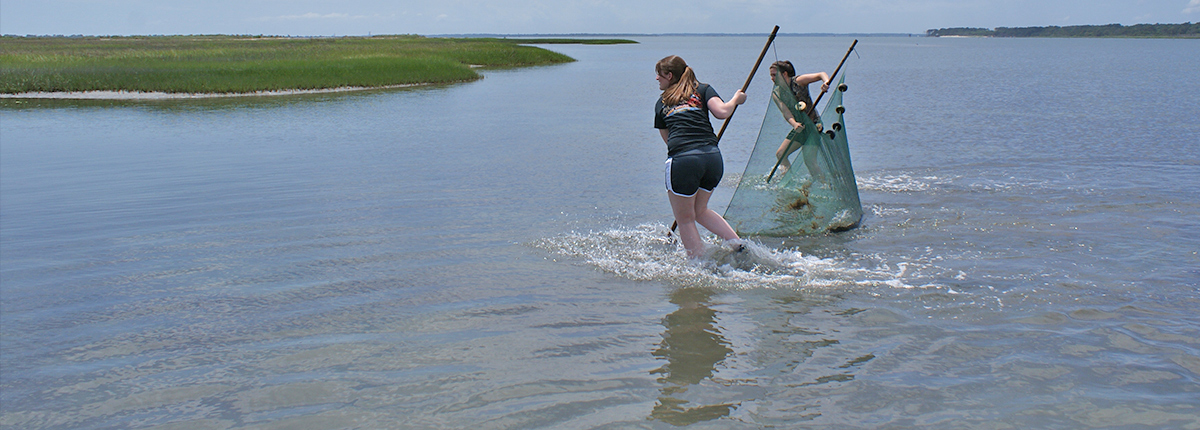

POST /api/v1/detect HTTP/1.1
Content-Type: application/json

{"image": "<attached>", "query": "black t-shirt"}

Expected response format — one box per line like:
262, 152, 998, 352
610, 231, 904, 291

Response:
654, 83, 721, 156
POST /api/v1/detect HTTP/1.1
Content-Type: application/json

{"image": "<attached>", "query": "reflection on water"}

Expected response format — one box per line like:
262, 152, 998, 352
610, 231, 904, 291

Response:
651, 287, 735, 425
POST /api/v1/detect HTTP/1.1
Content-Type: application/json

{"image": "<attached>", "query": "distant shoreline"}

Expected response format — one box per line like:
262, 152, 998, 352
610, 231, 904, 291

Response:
437, 33, 924, 38
927, 23, 1199, 38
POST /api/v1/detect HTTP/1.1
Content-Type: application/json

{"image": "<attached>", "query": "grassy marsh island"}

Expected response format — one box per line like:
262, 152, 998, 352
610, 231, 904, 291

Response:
0, 35, 635, 95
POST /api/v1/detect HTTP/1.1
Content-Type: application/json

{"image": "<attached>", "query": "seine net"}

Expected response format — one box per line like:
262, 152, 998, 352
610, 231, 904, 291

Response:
723, 72, 862, 236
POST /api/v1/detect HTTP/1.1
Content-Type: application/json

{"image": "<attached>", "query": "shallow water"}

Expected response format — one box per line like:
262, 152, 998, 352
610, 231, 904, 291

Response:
2, 36, 1199, 428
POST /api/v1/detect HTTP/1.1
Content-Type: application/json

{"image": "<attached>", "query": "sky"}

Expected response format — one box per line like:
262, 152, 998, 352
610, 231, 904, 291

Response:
2, 0, 1198, 36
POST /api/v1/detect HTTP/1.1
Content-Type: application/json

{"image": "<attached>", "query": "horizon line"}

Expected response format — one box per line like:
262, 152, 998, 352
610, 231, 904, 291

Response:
434, 32, 924, 37
3, 32, 926, 38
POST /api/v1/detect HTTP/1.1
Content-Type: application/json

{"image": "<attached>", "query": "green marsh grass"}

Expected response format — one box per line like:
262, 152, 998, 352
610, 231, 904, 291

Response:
0, 35, 617, 94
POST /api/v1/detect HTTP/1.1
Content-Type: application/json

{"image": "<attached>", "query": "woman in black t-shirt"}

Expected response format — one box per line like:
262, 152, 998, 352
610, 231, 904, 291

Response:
654, 55, 746, 259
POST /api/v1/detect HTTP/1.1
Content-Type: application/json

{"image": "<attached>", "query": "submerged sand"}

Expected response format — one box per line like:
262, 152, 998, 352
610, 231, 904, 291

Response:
0, 83, 426, 100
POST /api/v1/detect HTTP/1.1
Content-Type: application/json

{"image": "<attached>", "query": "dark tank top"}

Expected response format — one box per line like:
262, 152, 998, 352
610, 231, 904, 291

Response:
790, 81, 819, 123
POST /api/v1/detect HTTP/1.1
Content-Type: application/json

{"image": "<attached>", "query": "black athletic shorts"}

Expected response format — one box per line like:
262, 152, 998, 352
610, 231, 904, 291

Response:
665, 148, 723, 197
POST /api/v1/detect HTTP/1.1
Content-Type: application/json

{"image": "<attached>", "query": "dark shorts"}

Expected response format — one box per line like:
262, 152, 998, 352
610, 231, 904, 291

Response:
786, 120, 821, 142
665, 149, 723, 197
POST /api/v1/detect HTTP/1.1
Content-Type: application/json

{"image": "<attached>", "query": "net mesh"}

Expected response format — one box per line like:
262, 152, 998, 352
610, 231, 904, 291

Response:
723, 72, 862, 236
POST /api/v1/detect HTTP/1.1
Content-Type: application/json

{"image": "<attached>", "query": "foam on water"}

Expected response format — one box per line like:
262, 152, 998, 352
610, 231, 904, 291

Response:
858, 171, 1065, 195
532, 222, 911, 292
856, 172, 955, 193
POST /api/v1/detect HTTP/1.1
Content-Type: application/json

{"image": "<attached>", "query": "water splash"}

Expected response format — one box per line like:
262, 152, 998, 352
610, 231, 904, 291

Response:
532, 223, 910, 292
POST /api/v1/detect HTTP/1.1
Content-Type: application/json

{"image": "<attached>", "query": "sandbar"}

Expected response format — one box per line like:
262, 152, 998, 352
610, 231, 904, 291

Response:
0, 83, 428, 100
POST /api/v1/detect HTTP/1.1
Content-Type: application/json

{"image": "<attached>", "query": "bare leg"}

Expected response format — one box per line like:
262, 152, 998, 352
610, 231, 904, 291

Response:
774, 138, 794, 172
801, 142, 825, 183
692, 189, 739, 242
668, 192, 705, 259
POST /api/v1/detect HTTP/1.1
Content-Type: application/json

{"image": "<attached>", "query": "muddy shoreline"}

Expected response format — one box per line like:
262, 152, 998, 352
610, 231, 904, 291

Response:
0, 83, 437, 100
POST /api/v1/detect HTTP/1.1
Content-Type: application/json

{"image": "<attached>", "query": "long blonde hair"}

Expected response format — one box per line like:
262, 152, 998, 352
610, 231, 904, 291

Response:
656, 55, 698, 106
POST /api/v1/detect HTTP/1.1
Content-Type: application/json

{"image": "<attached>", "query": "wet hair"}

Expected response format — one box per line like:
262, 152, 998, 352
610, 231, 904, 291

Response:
656, 55, 698, 106
771, 60, 807, 100
770, 60, 796, 78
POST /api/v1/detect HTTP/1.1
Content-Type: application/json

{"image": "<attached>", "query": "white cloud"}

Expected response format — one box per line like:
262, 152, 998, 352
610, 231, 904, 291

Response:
1186, 0, 1200, 14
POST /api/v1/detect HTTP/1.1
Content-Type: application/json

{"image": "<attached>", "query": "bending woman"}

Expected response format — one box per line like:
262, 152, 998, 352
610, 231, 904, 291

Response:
653, 55, 746, 259
769, 60, 828, 175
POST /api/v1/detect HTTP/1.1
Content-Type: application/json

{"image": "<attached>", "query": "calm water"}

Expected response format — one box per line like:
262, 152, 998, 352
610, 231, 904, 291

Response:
2, 36, 1198, 429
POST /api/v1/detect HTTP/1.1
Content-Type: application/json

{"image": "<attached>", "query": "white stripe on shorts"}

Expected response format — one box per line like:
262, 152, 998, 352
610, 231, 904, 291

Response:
664, 157, 696, 197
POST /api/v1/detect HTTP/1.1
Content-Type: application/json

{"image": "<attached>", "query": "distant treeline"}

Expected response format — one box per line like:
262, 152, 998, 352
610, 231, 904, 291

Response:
927, 23, 1199, 38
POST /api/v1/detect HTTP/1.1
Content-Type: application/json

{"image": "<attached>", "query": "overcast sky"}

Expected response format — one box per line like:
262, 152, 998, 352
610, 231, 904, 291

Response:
3, 0, 1198, 36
